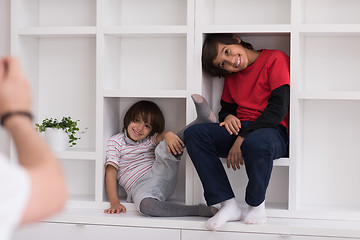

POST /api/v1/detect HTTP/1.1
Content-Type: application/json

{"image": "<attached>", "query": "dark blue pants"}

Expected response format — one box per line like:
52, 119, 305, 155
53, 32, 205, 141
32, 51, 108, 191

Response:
184, 122, 288, 207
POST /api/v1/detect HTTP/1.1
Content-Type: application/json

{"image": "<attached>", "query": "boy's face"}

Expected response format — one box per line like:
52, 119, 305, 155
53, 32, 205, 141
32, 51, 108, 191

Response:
212, 43, 249, 73
126, 115, 153, 142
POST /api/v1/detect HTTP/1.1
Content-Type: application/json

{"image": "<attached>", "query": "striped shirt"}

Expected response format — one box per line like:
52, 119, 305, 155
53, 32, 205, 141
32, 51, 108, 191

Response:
105, 132, 157, 192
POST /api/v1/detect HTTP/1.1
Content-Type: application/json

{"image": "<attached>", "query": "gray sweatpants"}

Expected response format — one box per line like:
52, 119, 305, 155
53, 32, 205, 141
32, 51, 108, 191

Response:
127, 140, 180, 212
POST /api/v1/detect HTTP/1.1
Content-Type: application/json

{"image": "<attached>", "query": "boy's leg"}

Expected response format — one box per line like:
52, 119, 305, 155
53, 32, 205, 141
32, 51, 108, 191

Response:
139, 197, 218, 217
184, 123, 242, 230
176, 94, 216, 140
241, 125, 288, 224
135, 140, 218, 218
185, 123, 236, 205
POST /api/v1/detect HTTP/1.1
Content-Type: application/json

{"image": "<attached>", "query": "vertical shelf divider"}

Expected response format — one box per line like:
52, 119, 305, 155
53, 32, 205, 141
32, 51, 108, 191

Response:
95, 0, 104, 205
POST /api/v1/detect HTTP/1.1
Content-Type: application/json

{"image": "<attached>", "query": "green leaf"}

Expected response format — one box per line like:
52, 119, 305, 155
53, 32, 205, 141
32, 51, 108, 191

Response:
35, 116, 87, 147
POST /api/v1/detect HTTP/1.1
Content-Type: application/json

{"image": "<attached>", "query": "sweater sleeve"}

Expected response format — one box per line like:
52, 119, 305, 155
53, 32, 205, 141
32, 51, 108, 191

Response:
218, 99, 238, 122
239, 84, 290, 137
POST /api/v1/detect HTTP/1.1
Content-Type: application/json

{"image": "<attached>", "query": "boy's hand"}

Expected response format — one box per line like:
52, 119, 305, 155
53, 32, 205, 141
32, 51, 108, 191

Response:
164, 131, 184, 155
219, 114, 241, 135
227, 136, 244, 171
104, 202, 127, 214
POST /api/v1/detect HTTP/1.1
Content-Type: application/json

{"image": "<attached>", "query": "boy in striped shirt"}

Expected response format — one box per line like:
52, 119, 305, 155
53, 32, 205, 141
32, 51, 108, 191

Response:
104, 95, 218, 217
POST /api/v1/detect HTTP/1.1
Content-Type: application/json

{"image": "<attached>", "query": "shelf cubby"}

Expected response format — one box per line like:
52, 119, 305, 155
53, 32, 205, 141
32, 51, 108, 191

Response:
300, 33, 360, 92
60, 158, 96, 202
18, 35, 97, 151
103, 0, 187, 26
102, 97, 187, 204
17, 0, 96, 27
226, 166, 289, 211
197, 0, 291, 26
301, 0, 360, 24
299, 99, 360, 212
103, 35, 187, 91
201, 32, 291, 115
102, 97, 186, 137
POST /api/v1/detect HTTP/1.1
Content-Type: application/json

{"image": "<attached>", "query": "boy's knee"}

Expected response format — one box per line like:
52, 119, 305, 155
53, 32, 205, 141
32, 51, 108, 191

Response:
242, 134, 275, 158
184, 124, 209, 137
139, 197, 158, 216
184, 124, 199, 141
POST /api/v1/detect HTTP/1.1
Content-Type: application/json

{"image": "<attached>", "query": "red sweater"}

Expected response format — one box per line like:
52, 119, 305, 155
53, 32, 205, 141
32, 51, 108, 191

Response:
221, 49, 290, 130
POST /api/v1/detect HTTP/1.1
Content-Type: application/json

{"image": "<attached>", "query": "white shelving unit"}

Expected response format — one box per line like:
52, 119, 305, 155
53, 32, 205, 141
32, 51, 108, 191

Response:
11, 0, 194, 209
292, 0, 360, 222
11, 0, 360, 239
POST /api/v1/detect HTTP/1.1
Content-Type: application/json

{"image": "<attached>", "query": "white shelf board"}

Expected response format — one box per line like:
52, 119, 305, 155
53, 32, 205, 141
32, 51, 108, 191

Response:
297, 91, 360, 100
103, 89, 188, 98
291, 206, 360, 222
67, 194, 96, 203
98, 201, 288, 217
200, 24, 291, 34
65, 199, 98, 209
221, 157, 289, 167
55, 149, 96, 160
44, 207, 360, 238
273, 157, 290, 166
103, 26, 188, 36
17, 27, 97, 36
233, 201, 288, 212
298, 24, 360, 34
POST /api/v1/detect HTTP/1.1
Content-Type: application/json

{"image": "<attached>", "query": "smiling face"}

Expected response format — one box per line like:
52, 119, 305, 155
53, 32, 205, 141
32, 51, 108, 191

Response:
126, 115, 153, 142
212, 43, 250, 73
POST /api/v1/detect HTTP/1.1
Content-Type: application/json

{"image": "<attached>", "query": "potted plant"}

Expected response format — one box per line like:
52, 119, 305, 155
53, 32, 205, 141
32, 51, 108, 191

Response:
36, 116, 85, 150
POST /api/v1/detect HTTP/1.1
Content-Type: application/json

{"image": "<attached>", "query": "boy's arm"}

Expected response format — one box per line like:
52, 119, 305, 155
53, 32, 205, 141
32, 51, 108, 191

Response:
156, 131, 184, 155
238, 84, 290, 137
104, 165, 126, 214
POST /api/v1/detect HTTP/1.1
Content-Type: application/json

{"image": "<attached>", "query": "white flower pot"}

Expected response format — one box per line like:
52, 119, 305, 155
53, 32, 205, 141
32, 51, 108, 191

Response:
44, 128, 69, 151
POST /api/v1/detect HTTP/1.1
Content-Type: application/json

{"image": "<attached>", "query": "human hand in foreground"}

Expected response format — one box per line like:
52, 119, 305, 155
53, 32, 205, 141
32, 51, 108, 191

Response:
219, 114, 241, 135
0, 57, 31, 116
227, 136, 244, 171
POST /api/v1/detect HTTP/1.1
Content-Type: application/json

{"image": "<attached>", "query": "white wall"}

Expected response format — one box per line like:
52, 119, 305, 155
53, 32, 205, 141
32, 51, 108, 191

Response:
0, 0, 11, 156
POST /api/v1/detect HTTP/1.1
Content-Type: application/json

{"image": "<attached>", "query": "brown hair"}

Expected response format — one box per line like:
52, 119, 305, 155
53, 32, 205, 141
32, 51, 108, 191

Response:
123, 100, 165, 136
202, 33, 253, 78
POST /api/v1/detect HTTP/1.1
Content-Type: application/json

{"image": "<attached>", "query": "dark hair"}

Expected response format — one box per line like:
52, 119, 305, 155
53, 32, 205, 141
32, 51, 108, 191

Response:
123, 100, 165, 136
202, 33, 253, 78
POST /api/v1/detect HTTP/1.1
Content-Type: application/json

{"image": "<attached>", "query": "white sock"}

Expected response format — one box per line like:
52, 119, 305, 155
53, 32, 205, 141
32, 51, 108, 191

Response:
206, 198, 242, 231
244, 201, 266, 224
